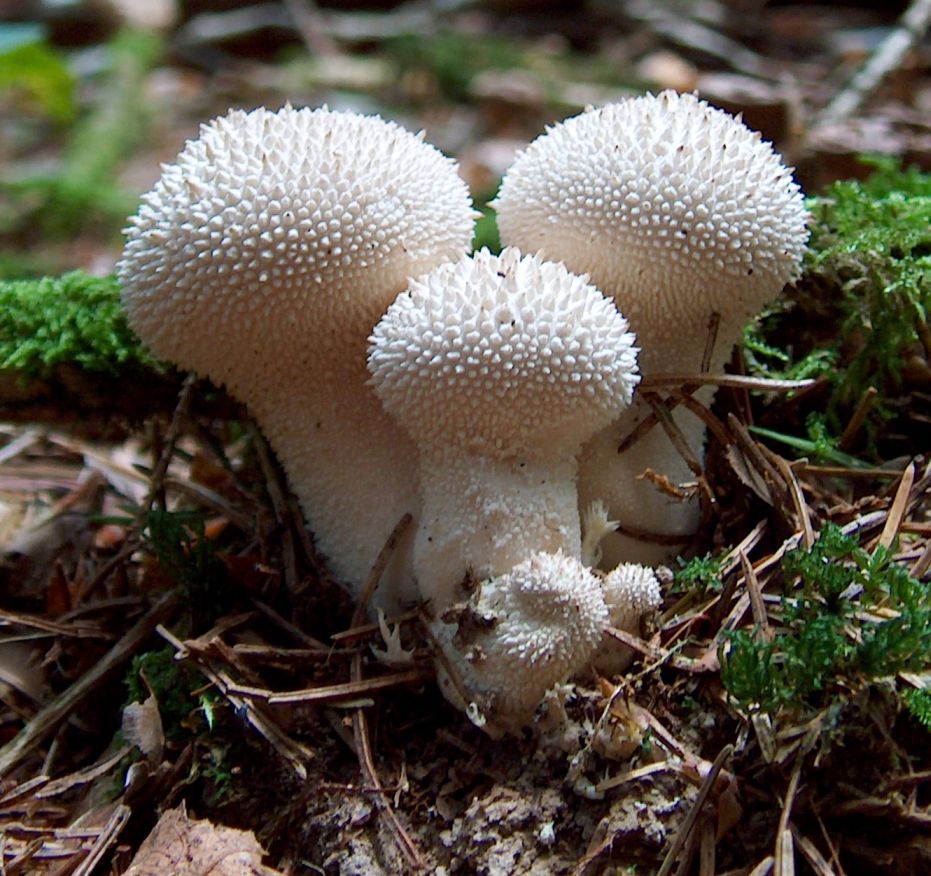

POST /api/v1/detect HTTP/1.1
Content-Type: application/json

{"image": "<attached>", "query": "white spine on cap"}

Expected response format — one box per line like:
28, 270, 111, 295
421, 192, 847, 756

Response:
119, 105, 475, 608
495, 91, 809, 566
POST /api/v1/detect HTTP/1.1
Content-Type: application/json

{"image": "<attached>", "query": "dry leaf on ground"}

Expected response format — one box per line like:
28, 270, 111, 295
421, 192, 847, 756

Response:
124, 804, 282, 876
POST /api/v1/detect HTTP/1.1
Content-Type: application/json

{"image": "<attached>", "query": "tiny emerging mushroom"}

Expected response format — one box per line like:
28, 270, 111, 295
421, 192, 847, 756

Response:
592, 562, 662, 675
434, 550, 610, 736
119, 105, 475, 609
367, 246, 640, 613
494, 90, 809, 568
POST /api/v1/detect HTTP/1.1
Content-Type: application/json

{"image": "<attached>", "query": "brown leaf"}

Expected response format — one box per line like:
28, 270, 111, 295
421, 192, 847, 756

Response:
125, 804, 282, 876
725, 443, 773, 504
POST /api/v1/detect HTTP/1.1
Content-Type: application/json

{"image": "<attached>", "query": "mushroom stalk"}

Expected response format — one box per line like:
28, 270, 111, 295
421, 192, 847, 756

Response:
252, 351, 421, 599
578, 308, 741, 568
415, 449, 583, 610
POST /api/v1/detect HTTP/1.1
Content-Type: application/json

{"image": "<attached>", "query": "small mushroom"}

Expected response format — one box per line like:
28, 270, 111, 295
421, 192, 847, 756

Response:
593, 562, 662, 675
119, 105, 475, 607
367, 247, 640, 612
495, 91, 809, 566
434, 550, 609, 736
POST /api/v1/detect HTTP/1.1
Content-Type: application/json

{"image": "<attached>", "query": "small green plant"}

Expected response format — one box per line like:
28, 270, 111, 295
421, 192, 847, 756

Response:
0, 271, 155, 376
195, 742, 238, 806
125, 647, 208, 741
903, 688, 931, 731
673, 551, 725, 594
721, 524, 931, 717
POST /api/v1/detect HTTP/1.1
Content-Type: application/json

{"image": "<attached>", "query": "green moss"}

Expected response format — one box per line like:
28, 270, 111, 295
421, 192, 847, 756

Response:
721, 524, 931, 716
0, 271, 155, 376
673, 551, 725, 594
746, 158, 931, 446
807, 160, 930, 400
473, 198, 501, 254
903, 688, 931, 732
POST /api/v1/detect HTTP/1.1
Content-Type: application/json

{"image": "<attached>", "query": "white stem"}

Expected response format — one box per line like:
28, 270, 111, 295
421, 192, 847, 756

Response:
578, 312, 744, 568
256, 383, 419, 609
414, 450, 582, 612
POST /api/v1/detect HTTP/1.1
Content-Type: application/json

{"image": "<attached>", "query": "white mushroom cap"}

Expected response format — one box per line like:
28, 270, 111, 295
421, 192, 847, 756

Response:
434, 549, 609, 735
368, 246, 639, 458
119, 105, 475, 606
495, 90, 809, 363
593, 562, 662, 674
602, 563, 662, 635
121, 104, 474, 383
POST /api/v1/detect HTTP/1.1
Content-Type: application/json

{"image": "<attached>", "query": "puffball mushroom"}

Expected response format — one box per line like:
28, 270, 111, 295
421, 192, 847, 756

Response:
119, 105, 475, 607
434, 550, 609, 736
592, 563, 661, 675
495, 90, 809, 568
367, 247, 640, 613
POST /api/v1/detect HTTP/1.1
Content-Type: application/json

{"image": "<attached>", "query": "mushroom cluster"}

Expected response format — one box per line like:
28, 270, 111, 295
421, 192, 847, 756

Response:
368, 247, 643, 730
118, 93, 807, 734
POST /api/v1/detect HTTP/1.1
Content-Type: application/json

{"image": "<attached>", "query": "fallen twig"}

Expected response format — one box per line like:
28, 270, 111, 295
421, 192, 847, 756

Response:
642, 374, 815, 392
655, 744, 734, 876
814, 0, 931, 126
157, 624, 315, 780
350, 516, 424, 869
877, 460, 916, 549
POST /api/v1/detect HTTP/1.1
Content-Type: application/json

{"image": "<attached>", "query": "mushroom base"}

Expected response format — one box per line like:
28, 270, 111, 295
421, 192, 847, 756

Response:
428, 550, 609, 737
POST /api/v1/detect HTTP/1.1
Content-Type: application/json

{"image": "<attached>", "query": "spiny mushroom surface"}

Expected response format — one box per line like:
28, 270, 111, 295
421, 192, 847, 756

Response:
367, 246, 640, 612
119, 105, 475, 608
593, 563, 662, 674
434, 550, 609, 736
495, 90, 809, 567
